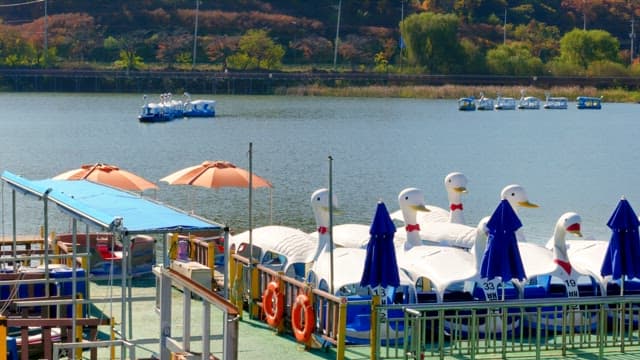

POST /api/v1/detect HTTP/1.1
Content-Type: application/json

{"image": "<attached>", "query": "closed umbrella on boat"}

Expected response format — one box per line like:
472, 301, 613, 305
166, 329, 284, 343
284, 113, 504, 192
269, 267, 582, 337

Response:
53, 163, 158, 191
601, 197, 640, 294
480, 199, 527, 300
360, 201, 400, 293
359, 201, 400, 354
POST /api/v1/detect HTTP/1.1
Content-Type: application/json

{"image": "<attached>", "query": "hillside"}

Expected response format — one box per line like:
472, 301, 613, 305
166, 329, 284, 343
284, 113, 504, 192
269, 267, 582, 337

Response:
0, 1, 638, 75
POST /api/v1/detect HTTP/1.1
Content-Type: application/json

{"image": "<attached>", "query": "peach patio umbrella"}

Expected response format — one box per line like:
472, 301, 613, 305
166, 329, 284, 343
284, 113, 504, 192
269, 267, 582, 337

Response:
53, 163, 158, 192
159, 160, 272, 189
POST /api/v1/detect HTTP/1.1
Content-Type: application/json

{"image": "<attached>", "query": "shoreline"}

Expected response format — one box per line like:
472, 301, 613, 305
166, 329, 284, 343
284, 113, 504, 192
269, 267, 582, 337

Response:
275, 84, 640, 103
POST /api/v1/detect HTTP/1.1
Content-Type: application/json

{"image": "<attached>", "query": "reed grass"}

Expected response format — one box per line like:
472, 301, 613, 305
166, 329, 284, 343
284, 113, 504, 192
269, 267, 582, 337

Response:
275, 84, 640, 103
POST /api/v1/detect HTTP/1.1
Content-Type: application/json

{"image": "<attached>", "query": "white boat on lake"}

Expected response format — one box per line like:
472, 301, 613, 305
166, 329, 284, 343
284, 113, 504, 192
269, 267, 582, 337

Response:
517, 96, 541, 110
494, 95, 516, 110
475, 92, 494, 110
543, 95, 568, 109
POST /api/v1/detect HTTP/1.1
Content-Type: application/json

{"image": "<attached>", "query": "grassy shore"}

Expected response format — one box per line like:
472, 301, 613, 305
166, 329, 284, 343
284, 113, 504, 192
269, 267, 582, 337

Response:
276, 84, 640, 103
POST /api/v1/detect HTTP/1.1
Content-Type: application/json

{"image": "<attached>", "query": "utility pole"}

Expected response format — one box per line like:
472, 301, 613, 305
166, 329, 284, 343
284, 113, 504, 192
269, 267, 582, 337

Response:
192, 0, 199, 70
583, 0, 586, 30
44, 0, 48, 67
631, 17, 636, 63
333, 0, 342, 71
400, 0, 404, 71
503, 8, 507, 45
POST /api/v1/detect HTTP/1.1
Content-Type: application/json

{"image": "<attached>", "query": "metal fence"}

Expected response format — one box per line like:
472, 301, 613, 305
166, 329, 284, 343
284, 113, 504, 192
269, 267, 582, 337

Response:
372, 295, 640, 360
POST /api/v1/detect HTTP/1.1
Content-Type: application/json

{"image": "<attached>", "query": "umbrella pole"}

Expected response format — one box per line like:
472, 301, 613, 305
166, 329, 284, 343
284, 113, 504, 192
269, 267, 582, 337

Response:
328, 155, 334, 294
248, 143, 254, 315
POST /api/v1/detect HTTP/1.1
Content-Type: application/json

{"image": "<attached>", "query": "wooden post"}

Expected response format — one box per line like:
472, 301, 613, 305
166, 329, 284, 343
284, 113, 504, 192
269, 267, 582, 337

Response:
168, 233, 178, 261
250, 262, 260, 318
207, 242, 215, 286
336, 297, 347, 360
370, 295, 380, 360
189, 234, 196, 261
75, 298, 83, 359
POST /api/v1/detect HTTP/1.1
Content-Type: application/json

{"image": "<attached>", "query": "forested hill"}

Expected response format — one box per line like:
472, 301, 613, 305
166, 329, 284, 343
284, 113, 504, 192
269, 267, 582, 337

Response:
0, 0, 638, 77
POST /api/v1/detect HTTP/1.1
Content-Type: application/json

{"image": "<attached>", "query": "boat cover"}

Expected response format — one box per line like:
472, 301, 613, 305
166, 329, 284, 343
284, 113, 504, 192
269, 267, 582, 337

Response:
1, 171, 222, 234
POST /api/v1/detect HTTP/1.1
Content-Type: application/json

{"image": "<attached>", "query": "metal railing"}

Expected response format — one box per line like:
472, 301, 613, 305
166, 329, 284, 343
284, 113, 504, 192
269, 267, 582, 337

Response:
373, 295, 640, 360
228, 251, 348, 359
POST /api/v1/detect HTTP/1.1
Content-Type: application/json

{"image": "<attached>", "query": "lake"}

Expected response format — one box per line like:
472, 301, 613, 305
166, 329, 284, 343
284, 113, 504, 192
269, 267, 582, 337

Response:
0, 92, 638, 245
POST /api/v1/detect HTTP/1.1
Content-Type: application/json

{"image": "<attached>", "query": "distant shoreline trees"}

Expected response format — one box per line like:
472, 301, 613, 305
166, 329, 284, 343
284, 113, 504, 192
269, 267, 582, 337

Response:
0, 3, 637, 77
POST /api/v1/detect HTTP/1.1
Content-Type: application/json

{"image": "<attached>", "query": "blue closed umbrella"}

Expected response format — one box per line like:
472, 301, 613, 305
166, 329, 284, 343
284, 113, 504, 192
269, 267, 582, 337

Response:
480, 199, 527, 282
360, 201, 400, 290
601, 198, 640, 281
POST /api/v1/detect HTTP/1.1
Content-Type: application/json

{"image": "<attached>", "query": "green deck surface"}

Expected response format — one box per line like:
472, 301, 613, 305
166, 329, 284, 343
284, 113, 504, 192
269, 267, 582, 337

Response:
72, 278, 640, 360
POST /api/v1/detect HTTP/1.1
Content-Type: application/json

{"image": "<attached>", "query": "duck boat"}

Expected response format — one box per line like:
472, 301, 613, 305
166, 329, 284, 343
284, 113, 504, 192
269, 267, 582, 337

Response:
183, 99, 216, 117
576, 96, 602, 109
494, 96, 516, 110
138, 93, 216, 122
517, 96, 541, 110
476, 93, 494, 110
308, 247, 416, 345
458, 97, 476, 111
230, 225, 318, 281
543, 96, 568, 109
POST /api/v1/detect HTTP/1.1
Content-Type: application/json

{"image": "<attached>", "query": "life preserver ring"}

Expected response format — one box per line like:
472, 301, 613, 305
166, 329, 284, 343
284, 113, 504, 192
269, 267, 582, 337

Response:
291, 293, 315, 343
262, 281, 284, 327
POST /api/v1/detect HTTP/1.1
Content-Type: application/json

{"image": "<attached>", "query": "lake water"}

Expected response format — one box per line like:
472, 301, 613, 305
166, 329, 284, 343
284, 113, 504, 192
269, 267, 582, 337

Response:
0, 92, 638, 245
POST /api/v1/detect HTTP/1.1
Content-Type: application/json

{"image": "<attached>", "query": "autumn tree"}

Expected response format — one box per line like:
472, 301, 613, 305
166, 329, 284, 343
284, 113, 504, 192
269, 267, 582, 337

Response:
205, 35, 239, 69
226, 29, 285, 70
155, 32, 193, 67
0, 25, 39, 66
290, 35, 333, 64
18, 13, 99, 63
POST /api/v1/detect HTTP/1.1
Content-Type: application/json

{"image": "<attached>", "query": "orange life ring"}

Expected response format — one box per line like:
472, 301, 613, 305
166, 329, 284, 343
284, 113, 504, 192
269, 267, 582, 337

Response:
262, 281, 284, 327
291, 293, 315, 343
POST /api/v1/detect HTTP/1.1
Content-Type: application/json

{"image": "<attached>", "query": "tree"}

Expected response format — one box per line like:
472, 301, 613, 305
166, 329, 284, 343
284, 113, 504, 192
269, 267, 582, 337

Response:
205, 35, 240, 68
558, 28, 620, 69
400, 12, 464, 73
486, 42, 544, 75
226, 29, 285, 70
155, 32, 193, 67
104, 33, 145, 74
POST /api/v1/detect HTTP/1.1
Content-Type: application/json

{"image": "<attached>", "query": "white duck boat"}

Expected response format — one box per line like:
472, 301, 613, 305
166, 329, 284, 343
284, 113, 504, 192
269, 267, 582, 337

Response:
307, 188, 416, 344
561, 237, 612, 296
310, 223, 371, 249
415, 184, 538, 249
516, 213, 599, 331
230, 225, 318, 281
494, 95, 517, 110
391, 172, 468, 225
476, 92, 494, 110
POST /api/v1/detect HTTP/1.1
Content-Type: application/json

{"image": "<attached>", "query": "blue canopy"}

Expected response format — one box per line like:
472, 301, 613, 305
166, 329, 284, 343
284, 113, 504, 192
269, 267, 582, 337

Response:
360, 201, 400, 289
480, 199, 527, 282
1, 171, 222, 234
601, 198, 640, 280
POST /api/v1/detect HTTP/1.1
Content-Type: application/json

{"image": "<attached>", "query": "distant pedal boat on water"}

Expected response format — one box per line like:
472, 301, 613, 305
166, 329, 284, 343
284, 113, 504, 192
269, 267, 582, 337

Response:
458, 97, 476, 111
517, 96, 540, 110
576, 96, 602, 110
475, 93, 494, 110
494, 96, 516, 110
138, 92, 216, 122
543, 96, 568, 109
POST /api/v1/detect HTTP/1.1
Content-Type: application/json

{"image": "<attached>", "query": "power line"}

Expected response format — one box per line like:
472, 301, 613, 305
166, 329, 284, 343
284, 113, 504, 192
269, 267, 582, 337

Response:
0, 0, 44, 8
